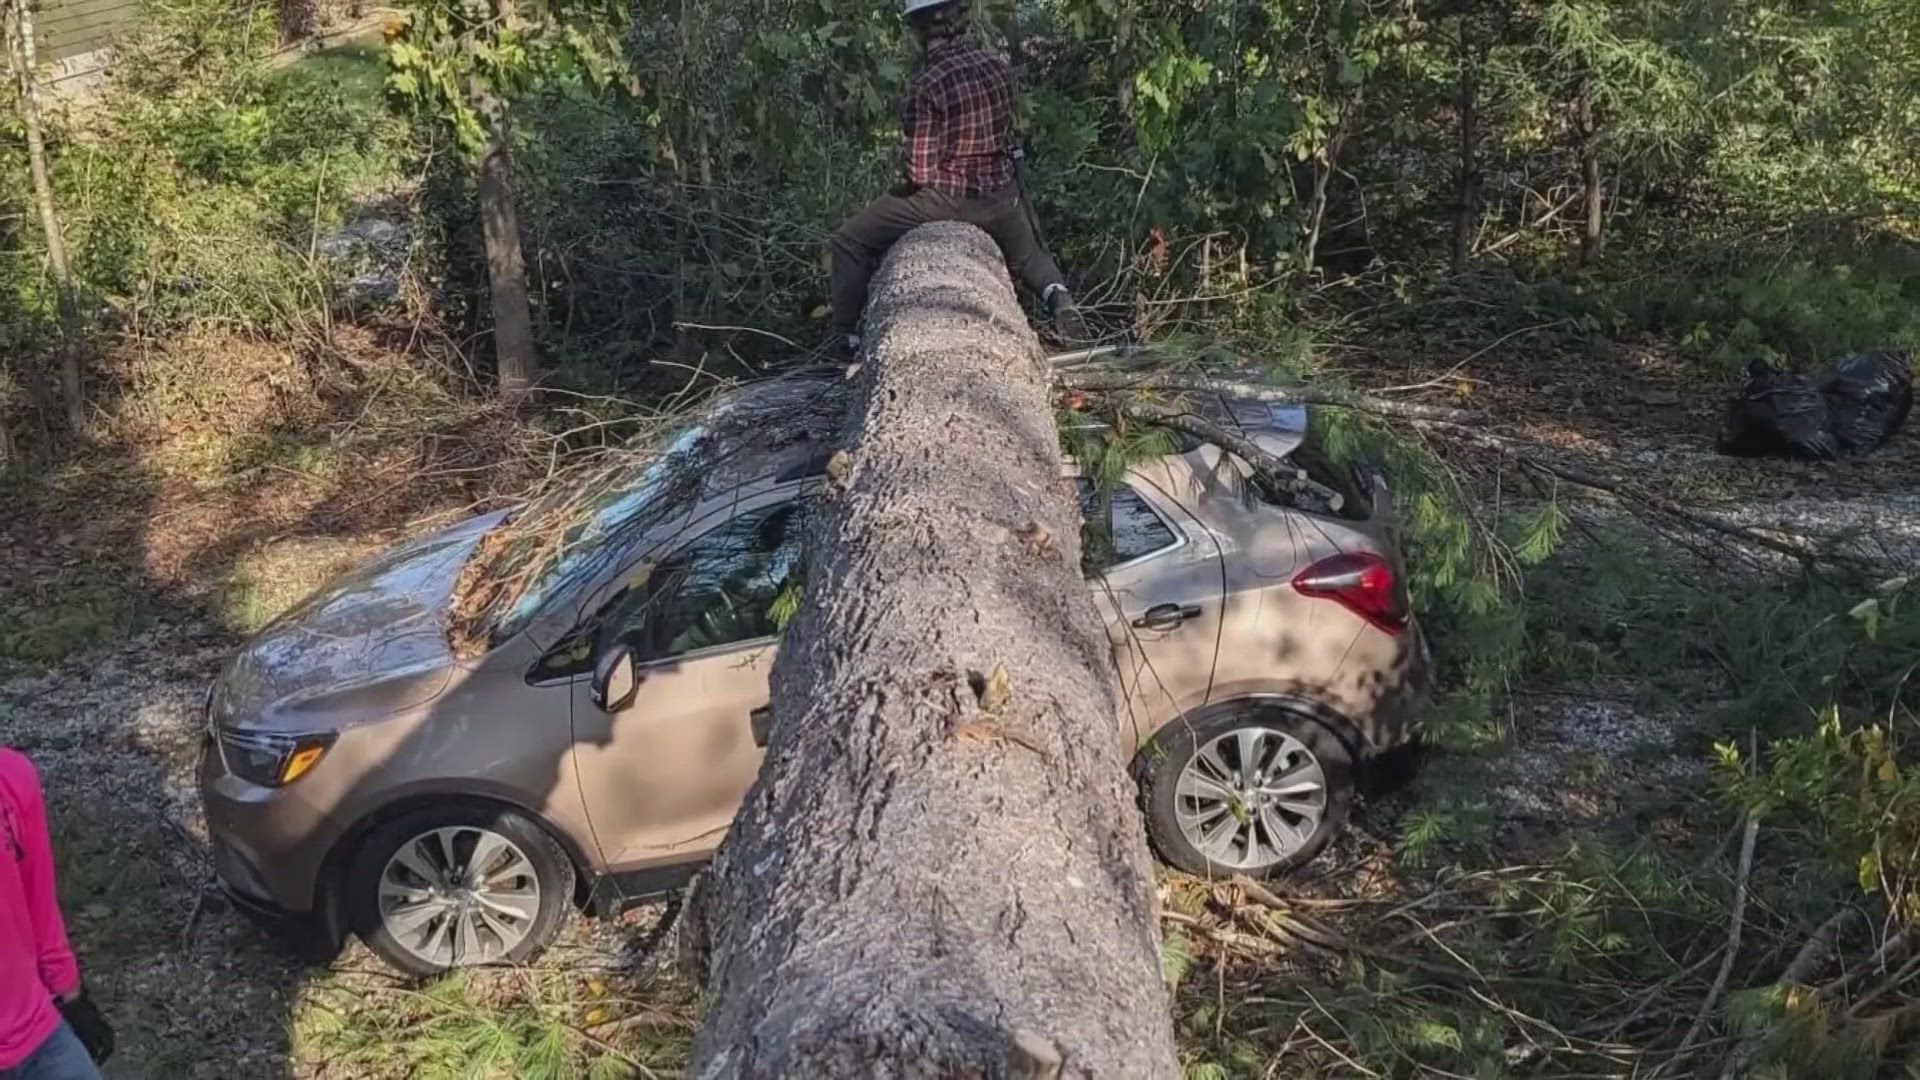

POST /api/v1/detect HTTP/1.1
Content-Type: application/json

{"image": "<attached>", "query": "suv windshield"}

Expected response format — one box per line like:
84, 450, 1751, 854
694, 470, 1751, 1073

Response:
446, 371, 846, 656
450, 426, 707, 653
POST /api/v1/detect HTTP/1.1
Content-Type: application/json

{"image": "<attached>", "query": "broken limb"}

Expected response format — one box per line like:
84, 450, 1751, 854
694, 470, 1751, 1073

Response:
1115, 400, 1344, 512
1411, 421, 1878, 571
1063, 369, 1487, 425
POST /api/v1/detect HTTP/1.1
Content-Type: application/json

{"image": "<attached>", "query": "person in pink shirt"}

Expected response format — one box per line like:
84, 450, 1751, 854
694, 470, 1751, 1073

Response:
0, 749, 102, 1080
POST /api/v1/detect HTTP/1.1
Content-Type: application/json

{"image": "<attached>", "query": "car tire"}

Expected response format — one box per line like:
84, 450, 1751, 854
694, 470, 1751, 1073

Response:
346, 804, 576, 978
1136, 704, 1354, 879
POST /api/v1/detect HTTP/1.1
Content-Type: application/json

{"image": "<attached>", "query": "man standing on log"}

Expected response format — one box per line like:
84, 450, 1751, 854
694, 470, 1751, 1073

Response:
829, 0, 1089, 358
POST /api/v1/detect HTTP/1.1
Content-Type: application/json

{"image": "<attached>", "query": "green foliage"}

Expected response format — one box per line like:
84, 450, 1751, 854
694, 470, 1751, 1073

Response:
0, 579, 149, 668
1313, 402, 1532, 750
1191, 845, 1728, 1076
1059, 407, 1177, 572
1512, 501, 1567, 566
387, 0, 635, 158
1059, 410, 1177, 489
1714, 578, 1920, 920
1160, 929, 1195, 992
1044, 0, 1406, 272
1, 5, 405, 341
1620, 255, 1920, 368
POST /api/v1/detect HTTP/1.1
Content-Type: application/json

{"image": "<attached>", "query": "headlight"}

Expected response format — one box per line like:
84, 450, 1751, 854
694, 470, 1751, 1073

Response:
218, 730, 337, 788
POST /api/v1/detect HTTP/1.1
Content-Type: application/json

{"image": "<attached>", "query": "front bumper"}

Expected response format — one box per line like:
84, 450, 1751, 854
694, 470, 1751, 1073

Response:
213, 868, 347, 962
197, 727, 342, 916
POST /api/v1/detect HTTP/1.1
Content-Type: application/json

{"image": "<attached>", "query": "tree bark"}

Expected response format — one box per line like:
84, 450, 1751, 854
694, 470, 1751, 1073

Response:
1450, 17, 1479, 275
687, 221, 1180, 1078
1575, 71, 1604, 263
1302, 89, 1359, 273
477, 129, 537, 397
8, 0, 86, 432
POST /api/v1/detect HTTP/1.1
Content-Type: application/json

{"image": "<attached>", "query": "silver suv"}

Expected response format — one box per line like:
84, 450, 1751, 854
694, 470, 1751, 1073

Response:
199, 394, 1429, 975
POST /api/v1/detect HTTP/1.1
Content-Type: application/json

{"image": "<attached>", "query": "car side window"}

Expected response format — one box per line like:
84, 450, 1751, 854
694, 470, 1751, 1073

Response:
1075, 478, 1179, 573
530, 500, 807, 681
609, 500, 807, 663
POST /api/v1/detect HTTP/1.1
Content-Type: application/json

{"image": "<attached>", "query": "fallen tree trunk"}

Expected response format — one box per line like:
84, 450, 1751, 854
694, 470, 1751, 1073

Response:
687, 222, 1180, 1077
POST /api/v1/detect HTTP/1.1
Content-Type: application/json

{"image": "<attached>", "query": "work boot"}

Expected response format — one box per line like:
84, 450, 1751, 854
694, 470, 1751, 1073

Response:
1049, 289, 1091, 344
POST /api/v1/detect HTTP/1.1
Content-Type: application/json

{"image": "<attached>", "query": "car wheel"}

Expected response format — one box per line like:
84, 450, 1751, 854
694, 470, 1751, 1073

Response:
346, 805, 575, 977
1136, 705, 1354, 879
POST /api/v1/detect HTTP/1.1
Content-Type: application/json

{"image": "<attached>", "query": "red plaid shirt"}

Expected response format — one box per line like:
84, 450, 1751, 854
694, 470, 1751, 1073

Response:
902, 38, 1018, 196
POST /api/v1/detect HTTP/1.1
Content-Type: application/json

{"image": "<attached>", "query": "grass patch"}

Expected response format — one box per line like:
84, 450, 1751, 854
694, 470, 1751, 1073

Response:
0, 579, 152, 668
271, 41, 390, 108
294, 964, 697, 1078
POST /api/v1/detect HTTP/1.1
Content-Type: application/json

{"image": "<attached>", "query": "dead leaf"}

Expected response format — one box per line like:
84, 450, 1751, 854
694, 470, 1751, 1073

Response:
1015, 520, 1055, 559
978, 664, 1012, 714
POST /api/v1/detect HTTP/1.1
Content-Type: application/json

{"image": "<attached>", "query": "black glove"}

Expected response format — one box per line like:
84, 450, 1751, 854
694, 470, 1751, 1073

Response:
888, 180, 920, 198
59, 990, 115, 1064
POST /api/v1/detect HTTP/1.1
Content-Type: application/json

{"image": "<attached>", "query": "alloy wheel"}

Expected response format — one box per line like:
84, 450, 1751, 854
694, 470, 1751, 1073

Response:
1174, 726, 1329, 870
377, 826, 542, 968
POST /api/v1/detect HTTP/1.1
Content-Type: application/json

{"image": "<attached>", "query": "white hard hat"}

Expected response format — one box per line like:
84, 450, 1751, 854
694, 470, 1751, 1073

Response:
902, 0, 953, 14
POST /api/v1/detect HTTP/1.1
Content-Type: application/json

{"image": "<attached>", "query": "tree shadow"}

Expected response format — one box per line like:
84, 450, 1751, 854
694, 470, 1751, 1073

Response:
0, 311, 566, 1076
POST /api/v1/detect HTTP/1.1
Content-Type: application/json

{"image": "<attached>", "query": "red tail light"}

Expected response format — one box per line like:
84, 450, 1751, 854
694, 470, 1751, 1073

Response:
1293, 552, 1408, 634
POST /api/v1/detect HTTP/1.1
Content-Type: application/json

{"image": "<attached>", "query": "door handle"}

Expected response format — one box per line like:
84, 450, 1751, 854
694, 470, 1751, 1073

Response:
750, 706, 773, 748
1132, 603, 1201, 631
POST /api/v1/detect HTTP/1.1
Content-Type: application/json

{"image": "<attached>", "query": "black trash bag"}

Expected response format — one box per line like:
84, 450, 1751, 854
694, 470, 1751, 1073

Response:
1717, 359, 1839, 460
1820, 350, 1912, 454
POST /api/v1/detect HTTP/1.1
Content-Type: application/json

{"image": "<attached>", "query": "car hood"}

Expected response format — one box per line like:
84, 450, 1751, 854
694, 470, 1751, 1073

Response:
212, 511, 508, 729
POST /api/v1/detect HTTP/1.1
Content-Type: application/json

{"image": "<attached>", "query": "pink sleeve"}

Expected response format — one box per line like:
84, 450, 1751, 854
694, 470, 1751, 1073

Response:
6, 756, 80, 997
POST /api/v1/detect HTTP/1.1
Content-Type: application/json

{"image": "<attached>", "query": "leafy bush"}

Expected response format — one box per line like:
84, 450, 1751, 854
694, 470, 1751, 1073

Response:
1621, 257, 1920, 369
6, 4, 405, 339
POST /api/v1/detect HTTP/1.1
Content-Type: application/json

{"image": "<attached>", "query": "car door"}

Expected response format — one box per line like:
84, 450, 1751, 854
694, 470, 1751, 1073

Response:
564, 490, 808, 873
1076, 472, 1226, 748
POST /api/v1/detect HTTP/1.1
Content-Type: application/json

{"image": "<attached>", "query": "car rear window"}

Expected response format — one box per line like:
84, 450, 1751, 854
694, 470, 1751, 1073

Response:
1288, 441, 1373, 521
1076, 479, 1179, 572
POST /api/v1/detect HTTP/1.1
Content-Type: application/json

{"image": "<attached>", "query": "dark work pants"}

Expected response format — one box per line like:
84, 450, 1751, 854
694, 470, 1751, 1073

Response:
829, 183, 1067, 334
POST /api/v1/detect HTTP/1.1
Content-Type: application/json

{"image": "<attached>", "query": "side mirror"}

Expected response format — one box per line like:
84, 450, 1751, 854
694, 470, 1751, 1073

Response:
590, 645, 640, 712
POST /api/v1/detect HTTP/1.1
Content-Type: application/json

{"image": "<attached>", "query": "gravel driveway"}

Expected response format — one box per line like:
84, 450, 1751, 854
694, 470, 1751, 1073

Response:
0, 623, 306, 1078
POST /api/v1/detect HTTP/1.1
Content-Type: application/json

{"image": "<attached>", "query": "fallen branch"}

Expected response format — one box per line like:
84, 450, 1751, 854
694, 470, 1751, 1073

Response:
1064, 369, 1486, 424
1413, 421, 1858, 570
670, 321, 803, 350
1783, 908, 1868, 987
1594, 942, 1726, 1041
1159, 909, 1288, 958
1049, 344, 1153, 370
1843, 945, 1920, 1020
567, 1024, 662, 1079
1372, 320, 1568, 395
1118, 401, 1342, 511
1714, 906, 1866, 1080
1670, 810, 1760, 1074
1820, 926, 1919, 1001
